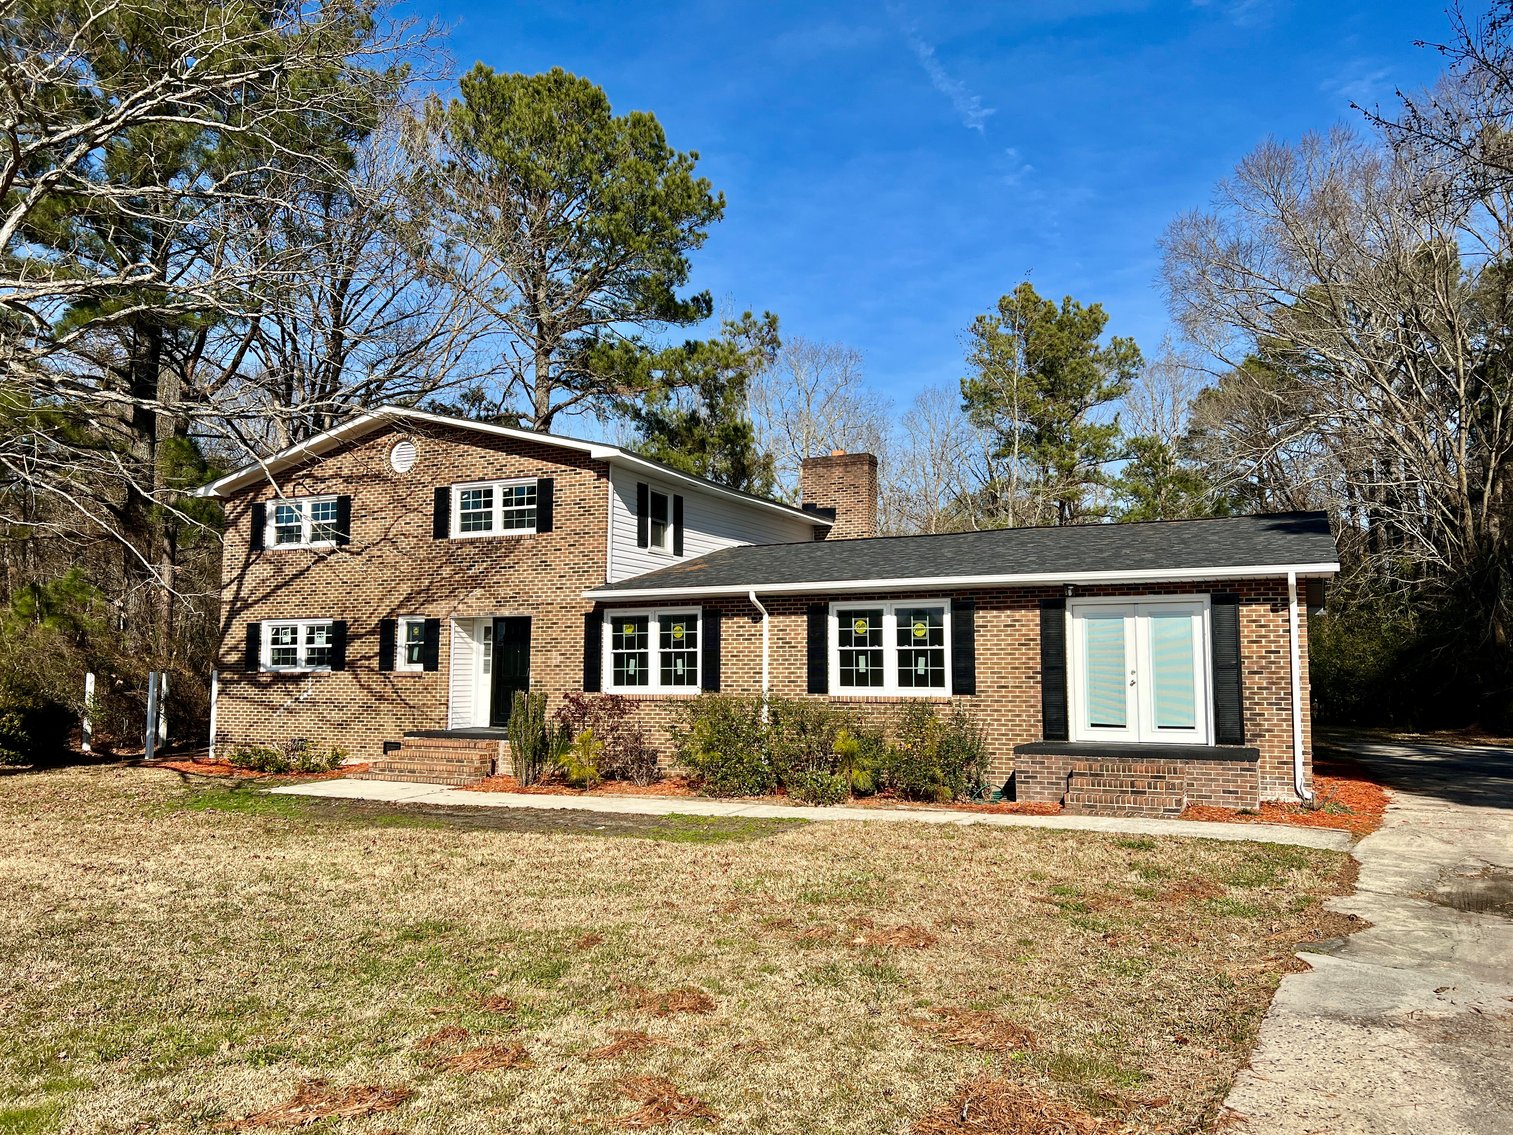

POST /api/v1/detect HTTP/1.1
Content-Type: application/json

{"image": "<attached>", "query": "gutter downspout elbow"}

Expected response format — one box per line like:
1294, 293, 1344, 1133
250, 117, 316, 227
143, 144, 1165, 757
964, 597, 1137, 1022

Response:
1287, 571, 1315, 804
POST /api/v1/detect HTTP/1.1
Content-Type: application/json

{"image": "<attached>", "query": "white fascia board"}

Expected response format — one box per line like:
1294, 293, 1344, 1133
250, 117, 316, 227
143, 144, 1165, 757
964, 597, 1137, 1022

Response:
584, 561, 1343, 601
194, 406, 829, 528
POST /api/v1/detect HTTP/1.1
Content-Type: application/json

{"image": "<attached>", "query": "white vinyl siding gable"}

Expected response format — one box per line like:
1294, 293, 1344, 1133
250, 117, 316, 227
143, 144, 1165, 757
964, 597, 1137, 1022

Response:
606, 467, 817, 582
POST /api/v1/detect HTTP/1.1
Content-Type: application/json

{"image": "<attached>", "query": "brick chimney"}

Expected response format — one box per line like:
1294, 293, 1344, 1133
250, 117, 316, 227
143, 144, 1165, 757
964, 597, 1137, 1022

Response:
800, 450, 878, 540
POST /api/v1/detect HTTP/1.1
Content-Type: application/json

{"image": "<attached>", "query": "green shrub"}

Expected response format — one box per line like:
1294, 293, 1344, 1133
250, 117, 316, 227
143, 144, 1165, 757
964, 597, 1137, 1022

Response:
508, 690, 559, 786
765, 696, 844, 783
882, 703, 988, 803
833, 726, 885, 796
789, 769, 848, 806
0, 710, 31, 766
558, 727, 604, 789
671, 693, 774, 797
228, 738, 345, 774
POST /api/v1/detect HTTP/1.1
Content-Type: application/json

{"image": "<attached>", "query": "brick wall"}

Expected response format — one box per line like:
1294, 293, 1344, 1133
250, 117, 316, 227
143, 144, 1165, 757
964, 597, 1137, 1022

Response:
613, 577, 1313, 803
214, 421, 609, 762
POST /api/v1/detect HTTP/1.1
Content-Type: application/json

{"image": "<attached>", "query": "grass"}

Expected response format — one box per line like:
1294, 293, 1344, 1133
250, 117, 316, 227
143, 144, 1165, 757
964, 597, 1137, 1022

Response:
0, 765, 1355, 1134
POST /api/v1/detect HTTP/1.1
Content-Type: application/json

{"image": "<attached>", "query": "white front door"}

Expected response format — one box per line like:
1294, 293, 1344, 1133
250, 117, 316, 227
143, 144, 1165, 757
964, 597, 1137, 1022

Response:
1069, 599, 1210, 745
447, 617, 496, 729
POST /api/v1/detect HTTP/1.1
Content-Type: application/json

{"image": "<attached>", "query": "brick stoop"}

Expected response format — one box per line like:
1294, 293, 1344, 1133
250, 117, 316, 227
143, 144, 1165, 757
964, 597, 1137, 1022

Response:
1062, 760, 1187, 818
352, 734, 509, 787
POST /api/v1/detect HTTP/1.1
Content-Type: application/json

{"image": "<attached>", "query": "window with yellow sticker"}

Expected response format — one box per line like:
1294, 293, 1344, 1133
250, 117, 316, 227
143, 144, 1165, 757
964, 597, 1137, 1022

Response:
605, 609, 701, 693
831, 602, 949, 695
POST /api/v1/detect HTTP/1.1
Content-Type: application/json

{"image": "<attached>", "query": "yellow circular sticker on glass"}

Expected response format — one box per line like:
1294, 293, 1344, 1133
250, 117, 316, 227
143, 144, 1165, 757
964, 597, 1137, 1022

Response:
912, 620, 928, 638
852, 618, 869, 636
622, 623, 637, 636
671, 623, 685, 640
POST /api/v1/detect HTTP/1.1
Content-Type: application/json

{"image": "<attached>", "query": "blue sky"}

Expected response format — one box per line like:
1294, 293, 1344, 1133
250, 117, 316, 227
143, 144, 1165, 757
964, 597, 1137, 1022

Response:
414, 0, 1450, 411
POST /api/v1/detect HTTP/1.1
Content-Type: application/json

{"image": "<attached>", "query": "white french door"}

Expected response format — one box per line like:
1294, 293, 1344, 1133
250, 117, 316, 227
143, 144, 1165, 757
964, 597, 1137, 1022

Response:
1069, 599, 1210, 744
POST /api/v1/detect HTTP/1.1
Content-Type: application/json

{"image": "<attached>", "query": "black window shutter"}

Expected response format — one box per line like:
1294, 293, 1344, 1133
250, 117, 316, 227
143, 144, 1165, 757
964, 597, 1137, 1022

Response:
1211, 593, 1245, 745
378, 618, 396, 672
250, 502, 266, 551
432, 486, 450, 539
636, 482, 650, 547
582, 611, 603, 692
536, 477, 555, 533
672, 494, 685, 556
421, 617, 441, 672
334, 495, 352, 546
951, 598, 977, 695
1039, 598, 1069, 741
329, 620, 348, 671
806, 604, 829, 694
244, 622, 262, 672
1305, 578, 1327, 616
701, 608, 721, 692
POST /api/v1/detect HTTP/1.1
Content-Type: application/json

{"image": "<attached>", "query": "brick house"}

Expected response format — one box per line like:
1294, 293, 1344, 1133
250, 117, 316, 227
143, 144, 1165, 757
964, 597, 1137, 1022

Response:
199, 405, 1339, 815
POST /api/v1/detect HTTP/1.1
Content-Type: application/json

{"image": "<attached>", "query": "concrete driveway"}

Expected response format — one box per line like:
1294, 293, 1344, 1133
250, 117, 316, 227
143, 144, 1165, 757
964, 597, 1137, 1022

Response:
1222, 734, 1513, 1135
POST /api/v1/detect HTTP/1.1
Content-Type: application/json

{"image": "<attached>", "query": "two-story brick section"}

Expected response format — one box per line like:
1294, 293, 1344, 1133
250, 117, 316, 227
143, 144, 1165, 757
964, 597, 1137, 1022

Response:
199, 405, 1340, 816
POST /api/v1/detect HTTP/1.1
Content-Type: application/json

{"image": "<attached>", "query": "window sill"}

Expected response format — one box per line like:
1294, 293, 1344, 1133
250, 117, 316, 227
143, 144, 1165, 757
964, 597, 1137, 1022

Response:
1013, 740, 1259, 762
827, 689, 952, 699
604, 688, 704, 698
266, 542, 340, 552
260, 667, 333, 675
448, 531, 538, 541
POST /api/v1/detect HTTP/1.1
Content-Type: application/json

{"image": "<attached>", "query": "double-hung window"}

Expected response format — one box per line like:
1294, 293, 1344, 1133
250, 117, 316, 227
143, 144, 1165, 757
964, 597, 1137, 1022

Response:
831, 601, 950, 696
451, 479, 537, 537
267, 496, 339, 548
647, 489, 671, 552
263, 619, 335, 672
606, 609, 700, 693
1068, 598, 1210, 744
396, 616, 427, 672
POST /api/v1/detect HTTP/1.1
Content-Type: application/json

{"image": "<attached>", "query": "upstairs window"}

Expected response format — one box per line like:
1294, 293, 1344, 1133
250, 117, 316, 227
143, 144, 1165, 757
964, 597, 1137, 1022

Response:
267, 496, 340, 548
830, 602, 950, 696
451, 479, 538, 538
634, 482, 683, 556
647, 490, 671, 552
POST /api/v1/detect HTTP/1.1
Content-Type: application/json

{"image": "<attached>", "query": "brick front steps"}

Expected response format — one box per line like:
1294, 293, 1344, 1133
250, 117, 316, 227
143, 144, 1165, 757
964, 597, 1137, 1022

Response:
353, 734, 509, 787
1062, 760, 1187, 817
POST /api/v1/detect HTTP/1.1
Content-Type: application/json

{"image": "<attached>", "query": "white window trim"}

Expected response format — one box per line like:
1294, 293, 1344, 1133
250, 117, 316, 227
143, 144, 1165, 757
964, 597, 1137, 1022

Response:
828, 599, 952, 697
1066, 595, 1213, 745
603, 607, 702, 694
266, 495, 340, 549
450, 478, 538, 539
395, 615, 427, 673
646, 488, 673, 554
262, 618, 336, 673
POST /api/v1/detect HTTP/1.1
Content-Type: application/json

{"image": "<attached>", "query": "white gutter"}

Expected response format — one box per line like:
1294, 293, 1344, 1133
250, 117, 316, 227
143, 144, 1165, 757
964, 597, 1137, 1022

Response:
1287, 571, 1314, 804
748, 589, 771, 702
586, 562, 1342, 601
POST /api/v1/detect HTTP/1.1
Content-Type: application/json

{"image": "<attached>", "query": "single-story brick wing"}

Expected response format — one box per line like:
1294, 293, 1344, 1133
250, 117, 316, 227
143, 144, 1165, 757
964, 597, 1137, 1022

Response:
197, 405, 1339, 816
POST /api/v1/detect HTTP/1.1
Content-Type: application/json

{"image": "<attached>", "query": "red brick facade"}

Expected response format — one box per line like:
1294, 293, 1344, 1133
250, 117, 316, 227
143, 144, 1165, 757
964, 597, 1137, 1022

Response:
213, 422, 1316, 807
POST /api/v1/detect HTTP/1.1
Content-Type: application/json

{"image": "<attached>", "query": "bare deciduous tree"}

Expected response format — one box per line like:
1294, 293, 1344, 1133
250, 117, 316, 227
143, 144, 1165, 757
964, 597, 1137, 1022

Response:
748, 337, 890, 501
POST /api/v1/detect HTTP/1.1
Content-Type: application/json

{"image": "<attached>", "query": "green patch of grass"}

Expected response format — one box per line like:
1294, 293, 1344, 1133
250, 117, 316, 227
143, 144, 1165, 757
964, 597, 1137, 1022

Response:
1114, 836, 1157, 851
170, 782, 312, 820
0, 1099, 63, 1135
644, 814, 806, 844
1207, 896, 1268, 919
797, 872, 889, 906
1042, 1049, 1148, 1091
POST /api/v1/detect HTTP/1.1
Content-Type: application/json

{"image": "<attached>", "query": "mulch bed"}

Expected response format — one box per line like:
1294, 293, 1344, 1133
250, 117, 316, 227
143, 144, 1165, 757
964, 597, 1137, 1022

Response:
1181, 751, 1389, 836
140, 757, 370, 782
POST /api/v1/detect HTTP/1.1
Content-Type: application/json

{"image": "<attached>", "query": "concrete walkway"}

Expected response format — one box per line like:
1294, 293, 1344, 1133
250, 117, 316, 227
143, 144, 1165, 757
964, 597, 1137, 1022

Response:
269, 776, 1353, 849
1222, 734, 1513, 1135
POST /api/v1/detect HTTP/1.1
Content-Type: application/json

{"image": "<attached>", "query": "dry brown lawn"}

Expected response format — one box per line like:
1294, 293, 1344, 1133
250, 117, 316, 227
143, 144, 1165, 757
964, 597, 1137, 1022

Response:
0, 765, 1355, 1134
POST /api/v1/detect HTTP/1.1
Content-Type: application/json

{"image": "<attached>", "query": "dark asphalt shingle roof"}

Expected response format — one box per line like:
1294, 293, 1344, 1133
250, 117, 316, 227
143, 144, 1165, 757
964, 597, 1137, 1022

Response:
592, 511, 1337, 595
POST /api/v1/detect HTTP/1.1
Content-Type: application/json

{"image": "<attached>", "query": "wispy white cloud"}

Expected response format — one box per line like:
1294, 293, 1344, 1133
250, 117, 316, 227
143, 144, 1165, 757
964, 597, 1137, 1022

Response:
1321, 63, 1394, 108
1000, 146, 1035, 187
1190, 0, 1281, 30
887, 3, 996, 133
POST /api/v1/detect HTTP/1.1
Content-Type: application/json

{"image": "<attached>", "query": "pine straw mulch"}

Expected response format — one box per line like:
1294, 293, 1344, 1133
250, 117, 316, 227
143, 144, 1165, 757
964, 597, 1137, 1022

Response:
412, 1024, 470, 1051
479, 995, 518, 1013
611, 1075, 720, 1128
430, 1043, 532, 1073
619, 984, 716, 1016
848, 921, 939, 949
139, 757, 369, 782
589, 1029, 668, 1060
912, 1077, 1117, 1135
1181, 751, 1389, 836
906, 1008, 1037, 1053
220, 1080, 412, 1129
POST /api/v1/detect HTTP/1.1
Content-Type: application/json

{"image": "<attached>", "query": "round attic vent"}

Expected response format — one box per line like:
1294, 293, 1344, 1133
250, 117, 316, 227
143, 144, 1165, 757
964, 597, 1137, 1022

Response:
389, 438, 417, 474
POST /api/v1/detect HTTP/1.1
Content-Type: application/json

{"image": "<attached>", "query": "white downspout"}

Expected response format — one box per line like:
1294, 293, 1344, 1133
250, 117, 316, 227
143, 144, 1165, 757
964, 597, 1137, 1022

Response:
1287, 571, 1314, 803
748, 589, 770, 717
